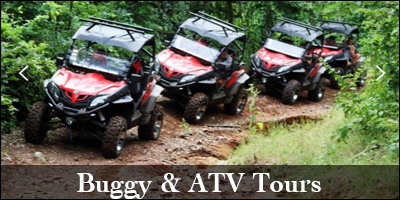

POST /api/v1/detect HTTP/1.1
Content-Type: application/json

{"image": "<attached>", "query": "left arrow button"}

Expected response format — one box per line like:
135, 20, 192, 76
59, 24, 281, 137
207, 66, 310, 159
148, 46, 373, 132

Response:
19, 65, 29, 81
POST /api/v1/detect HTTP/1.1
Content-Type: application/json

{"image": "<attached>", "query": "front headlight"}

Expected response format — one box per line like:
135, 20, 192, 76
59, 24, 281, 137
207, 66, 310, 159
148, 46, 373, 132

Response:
90, 95, 109, 107
252, 54, 261, 66
277, 65, 291, 73
324, 56, 333, 62
179, 75, 197, 83
154, 59, 161, 73
48, 82, 60, 101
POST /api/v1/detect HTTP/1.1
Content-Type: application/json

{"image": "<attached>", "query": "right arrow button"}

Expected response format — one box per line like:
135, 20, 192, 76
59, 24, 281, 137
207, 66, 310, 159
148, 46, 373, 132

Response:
376, 65, 385, 81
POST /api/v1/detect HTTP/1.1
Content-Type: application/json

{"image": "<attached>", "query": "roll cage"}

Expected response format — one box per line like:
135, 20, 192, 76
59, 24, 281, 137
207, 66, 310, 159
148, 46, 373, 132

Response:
267, 18, 325, 58
318, 20, 359, 45
171, 11, 247, 66
65, 17, 156, 79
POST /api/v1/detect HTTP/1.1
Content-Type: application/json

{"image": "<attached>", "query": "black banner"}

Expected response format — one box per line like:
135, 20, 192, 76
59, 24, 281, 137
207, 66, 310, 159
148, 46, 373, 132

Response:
1, 165, 398, 199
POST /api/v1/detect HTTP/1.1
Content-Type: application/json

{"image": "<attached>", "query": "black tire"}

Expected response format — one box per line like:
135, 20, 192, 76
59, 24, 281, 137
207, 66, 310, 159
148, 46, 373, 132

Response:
356, 70, 367, 87
102, 116, 127, 159
308, 77, 327, 102
282, 80, 301, 105
24, 101, 50, 144
224, 86, 248, 115
138, 104, 163, 140
183, 92, 209, 124
330, 67, 344, 89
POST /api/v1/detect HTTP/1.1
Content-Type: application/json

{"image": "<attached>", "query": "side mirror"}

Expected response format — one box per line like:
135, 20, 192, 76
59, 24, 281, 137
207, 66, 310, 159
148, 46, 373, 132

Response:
55, 57, 64, 68
163, 40, 170, 47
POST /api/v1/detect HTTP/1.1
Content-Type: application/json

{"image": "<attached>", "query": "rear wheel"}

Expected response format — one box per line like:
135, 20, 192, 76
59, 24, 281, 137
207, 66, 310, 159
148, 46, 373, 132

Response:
25, 102, 50, 144
330, 67, 344, 89
308, 77, 326, 102
184, 92, 209, 124
102, 116, 127, 159
282, 80, 301, 105
138, 104, 163, 140
224, 86, 248, 115
356, 70, 367, 87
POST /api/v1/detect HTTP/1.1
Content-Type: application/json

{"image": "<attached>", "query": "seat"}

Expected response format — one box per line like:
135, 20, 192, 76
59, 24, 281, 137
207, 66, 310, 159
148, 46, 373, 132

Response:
131, 57, 142, 75
91, 49, 107, 67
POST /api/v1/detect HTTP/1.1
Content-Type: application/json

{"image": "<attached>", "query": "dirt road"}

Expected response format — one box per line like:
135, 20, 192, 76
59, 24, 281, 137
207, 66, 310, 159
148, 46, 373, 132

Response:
1, 87, 337, 165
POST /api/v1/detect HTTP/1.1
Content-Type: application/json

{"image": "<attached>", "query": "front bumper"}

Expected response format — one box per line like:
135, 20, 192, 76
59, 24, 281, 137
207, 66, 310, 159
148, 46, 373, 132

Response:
46, 90, 109, 121
158, 77, 195, 88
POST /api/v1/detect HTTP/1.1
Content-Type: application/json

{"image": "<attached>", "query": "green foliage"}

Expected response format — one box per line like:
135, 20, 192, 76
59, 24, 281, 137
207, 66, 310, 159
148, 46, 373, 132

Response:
334, 2, 399, 157
1, 10, 54, 132
246, 84, 261, 134
179, 118, 191, 133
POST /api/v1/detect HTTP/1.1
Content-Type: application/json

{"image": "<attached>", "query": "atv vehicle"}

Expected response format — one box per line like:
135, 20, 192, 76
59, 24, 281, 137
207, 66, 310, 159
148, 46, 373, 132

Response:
156, 11, 249, 124
24, 17, 164, 158
317, 20, 366, 89
249, 18, 327, 105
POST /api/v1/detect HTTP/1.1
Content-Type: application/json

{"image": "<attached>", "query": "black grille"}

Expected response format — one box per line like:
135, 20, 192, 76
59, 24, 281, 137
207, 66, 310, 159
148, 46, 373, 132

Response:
159, 65, 184, 82
59, 89, 95, 108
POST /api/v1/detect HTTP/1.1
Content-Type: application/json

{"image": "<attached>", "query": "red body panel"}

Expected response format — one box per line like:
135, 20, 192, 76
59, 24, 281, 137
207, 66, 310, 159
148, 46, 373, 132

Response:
53, 68, 126, 103
157, 49, 213, 77
309, 63, 322, 77
314, 47, 343, 58
225, 70, 244, 88
141, 76, 156, 105
256, 48, 301, 70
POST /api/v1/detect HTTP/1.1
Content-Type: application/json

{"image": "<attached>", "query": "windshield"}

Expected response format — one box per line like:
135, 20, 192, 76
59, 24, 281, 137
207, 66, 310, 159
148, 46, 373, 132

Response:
170, 35, 220, 63
263, 38, 306, 58
67, 47, 131, 77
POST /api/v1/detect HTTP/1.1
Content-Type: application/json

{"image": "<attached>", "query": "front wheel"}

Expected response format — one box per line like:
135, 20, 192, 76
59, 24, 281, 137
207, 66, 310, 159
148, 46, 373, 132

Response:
184, 92, 209, 124
102, 116, 127, 159
282, 80, 301, 105
25, 102, 51, 144
308, 77, 326, 102
138, 104, 164, 140
224, 86, 248, 115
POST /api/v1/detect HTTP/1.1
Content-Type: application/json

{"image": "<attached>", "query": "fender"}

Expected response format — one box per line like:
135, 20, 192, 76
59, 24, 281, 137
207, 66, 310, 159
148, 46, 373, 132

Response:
225, 73, 250, 100
225, 69, 247, 88
309, 63, 322, 78
139, 84, 163, 125
141, 77, 157, 106
312, 66, 327, 84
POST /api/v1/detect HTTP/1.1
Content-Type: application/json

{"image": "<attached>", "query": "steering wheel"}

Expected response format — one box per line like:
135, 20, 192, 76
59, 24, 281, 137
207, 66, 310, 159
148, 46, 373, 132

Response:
77, 48, 90, 64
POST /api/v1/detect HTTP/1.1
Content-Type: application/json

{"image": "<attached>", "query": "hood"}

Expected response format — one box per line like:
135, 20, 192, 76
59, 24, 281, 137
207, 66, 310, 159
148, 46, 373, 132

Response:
315, 47, 343, 58
256, 48, 301, 70
52, 68, 126, 97
157, 49, 213, 77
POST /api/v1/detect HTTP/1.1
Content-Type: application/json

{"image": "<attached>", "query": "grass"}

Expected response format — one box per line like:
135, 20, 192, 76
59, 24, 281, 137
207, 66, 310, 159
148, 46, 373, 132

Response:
227, 110, 399, 199
227, 110, 399, 165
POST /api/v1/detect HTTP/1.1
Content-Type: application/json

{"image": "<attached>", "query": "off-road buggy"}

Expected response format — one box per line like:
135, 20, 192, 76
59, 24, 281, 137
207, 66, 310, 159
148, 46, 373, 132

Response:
24, 17, 164, 158
249, 18, 327, 105
317, 20, 366, 89
156, 11, 249, 124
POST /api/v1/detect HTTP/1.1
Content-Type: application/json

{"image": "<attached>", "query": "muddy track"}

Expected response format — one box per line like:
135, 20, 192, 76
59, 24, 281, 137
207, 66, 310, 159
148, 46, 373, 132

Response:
1, 87, 337, 165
